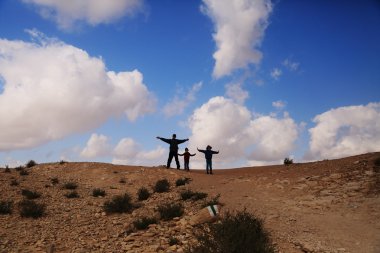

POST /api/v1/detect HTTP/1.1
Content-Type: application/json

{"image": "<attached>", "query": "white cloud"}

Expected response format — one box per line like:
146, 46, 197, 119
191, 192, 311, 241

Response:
113, 137, 166, 166
282, 58, 299, 71
80, 134, 111, 158
307, 103, 380, 160
0, 31, 155, 151
163, 82, 202, 117
225, 82, 249, 104
270, 68, 282, 80
272, 100, 286, 109
201, 0, 272, 78
187, 96, 299, 167
22, 0, 144, 30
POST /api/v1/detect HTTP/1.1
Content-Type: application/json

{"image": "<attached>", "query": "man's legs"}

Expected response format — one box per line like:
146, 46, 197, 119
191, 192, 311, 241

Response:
206, 160, 211, 174
174, 153, 180, 169
167, 152, 174, 168
209, 160, 213, 174
184, 162, 189, 171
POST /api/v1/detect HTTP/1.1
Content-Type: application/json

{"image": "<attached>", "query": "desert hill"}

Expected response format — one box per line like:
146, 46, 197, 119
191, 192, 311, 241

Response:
1, 152, 379, 253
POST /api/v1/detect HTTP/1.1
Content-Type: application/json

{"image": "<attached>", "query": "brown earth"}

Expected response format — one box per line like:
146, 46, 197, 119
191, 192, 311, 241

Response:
1, 152, 379, 253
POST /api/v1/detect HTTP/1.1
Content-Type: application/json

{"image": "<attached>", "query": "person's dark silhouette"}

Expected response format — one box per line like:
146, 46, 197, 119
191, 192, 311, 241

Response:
197, 145, 219, 174
156, 134, 189, 169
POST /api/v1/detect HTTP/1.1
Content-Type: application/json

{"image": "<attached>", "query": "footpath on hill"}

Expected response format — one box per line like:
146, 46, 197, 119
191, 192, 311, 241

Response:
0, 152, 379, 253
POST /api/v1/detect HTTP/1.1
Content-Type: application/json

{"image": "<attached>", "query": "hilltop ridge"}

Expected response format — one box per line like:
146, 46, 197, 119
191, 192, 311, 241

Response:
1, 152, 379, 252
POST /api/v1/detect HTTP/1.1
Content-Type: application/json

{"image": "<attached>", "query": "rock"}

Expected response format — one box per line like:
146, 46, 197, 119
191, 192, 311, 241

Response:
189, 205, 221, 225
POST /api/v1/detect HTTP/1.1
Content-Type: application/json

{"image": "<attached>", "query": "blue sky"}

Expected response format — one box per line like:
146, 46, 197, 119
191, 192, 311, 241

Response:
0, 0, 379, 168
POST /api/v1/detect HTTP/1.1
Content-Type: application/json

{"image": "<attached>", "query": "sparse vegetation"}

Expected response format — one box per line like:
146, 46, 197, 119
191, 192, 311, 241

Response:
10, 179, 19, 186
26, 160, 37, 168
133, 216, 158, 230
284, 157, 293, 166
157, 202, 184, 221
103, 193, 134, 214
0, 201, 13, 215
188, 210, 274, 253
92, 188, 106, 197
119, 178, 126, 184
63, 182, 78, 190
15, 166, 24, 171
202, 194, 221, 208
19, 169, 29, 176
374, 156, 380, 168
154, 179, 170, 193
51, 177, 59, 185
180, 190, 208, 201
176, 177, 192, 187
4, 165, 11, 173
19, 200, 46, 218
137, 187, 150, 201
21, 189, 41, 200
169, 236, 179, 246
59, 160, 66, 165
65, 191, 80, 198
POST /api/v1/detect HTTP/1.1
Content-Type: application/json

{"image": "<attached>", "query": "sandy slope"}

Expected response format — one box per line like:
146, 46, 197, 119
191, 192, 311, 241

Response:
0, 152, 379, 253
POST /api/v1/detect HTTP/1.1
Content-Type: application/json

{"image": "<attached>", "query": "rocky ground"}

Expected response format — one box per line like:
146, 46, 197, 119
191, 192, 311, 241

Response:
0, 152, 379, 253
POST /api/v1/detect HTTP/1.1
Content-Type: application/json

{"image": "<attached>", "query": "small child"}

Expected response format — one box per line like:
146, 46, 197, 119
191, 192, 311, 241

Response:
178, 148, 196, 171
197, 145, 219, 174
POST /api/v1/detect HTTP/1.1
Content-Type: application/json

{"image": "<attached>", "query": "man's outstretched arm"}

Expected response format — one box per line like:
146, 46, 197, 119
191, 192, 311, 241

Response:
177, 138, 189, 144
156, 136, 171, 144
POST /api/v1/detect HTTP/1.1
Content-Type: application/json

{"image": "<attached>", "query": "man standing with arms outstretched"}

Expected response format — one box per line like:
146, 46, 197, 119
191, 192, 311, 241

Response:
156, 134, 189, 169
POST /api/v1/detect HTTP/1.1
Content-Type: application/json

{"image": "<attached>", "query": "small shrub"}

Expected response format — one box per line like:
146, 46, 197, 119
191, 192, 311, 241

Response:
192, 192, 208, 201
10, 179, 19, 186
133, 216, 157, 230
188, 210, 274, 253
0, 201, 13, 215
154, 179, 170, 193
137, 187, 150, 201
374, 156, 380, 167
180, 189, 194, 201
65, 191, 80, 198
51, 177, 59, 185
202, 194, 221, 208
21, 189, 41, 200
119, 178, 126, 184
157, 202, 184, 221
283, 157, 293, 166
59, 160, 66, 165
4, 166, 11, 173
19, 200, 45, 219
63, 182, 78, 190
103, 193, 134, 214
176, 177, 192, 187
92, 188, 106, 197
181, 190, 208, 201
19, 170, 29, 176
26, 160, 37, 168
169, 236, 179, 246
15, 166, 24, 171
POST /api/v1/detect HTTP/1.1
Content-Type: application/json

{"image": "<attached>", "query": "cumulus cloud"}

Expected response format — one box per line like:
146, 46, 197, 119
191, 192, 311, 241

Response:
113, 137, 166, 166
201, 0, 272, 78
272, 100, 286, 109
225, 82, 249, 104
80, 134, 111, 158
307, 103, 380, 160
188, 96, 299, 167
163, 82, 202, 117
22, 0, 144, 30
0, 31, 155, 151
270, 68, 282, 80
